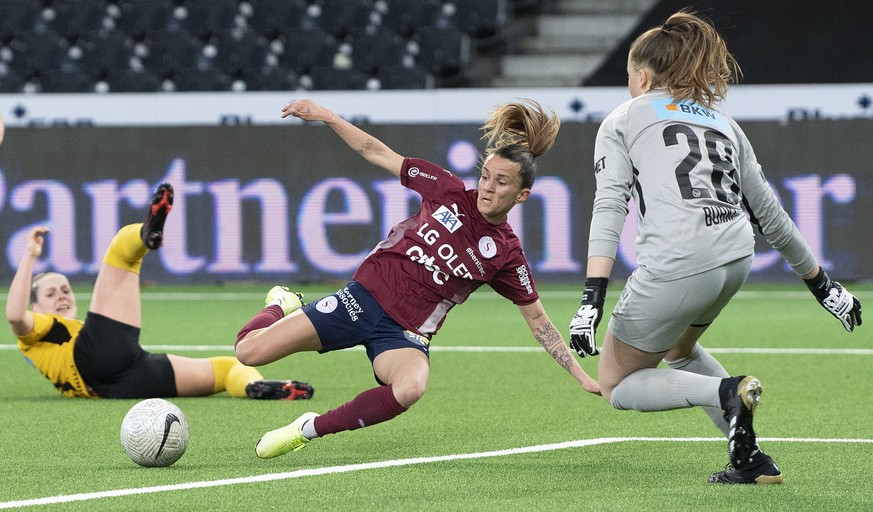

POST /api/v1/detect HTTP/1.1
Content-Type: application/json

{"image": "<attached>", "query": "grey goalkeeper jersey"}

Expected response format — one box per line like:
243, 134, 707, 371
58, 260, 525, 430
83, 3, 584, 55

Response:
589, 90, 817, 281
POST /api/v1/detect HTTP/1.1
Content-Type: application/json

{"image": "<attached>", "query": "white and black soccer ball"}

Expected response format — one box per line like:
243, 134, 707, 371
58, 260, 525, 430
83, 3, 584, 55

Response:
120, 398, 189, 467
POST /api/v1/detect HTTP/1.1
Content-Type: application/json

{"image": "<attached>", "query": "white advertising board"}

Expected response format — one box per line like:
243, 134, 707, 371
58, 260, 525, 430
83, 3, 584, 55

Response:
2, 84, 872, 127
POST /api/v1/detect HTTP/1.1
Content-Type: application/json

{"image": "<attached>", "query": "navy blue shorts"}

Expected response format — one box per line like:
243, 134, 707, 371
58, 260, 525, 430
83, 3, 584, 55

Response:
302, 281, 431, 364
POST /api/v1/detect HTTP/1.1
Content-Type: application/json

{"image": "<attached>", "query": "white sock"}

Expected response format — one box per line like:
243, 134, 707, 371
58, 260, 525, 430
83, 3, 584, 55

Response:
301, 419, 319, 440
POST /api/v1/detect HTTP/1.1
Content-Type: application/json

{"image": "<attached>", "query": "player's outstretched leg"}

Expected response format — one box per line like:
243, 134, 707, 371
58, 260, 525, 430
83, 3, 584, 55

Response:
141, 182, 173, 250
256, 412, 319, 459
265, 285, 304, 315
246, 380, 314, 400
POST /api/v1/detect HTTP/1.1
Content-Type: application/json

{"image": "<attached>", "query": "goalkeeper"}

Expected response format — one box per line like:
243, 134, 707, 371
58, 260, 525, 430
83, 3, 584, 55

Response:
569, 10, 862, 486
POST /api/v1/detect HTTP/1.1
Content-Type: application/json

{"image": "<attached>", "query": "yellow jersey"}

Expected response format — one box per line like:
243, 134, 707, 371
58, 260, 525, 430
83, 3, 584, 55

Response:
17, 312, 96, 398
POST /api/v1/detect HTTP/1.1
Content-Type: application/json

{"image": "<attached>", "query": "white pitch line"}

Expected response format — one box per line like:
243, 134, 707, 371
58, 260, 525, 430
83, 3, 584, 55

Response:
2, 344, 873, 355
2, 290, 872, 302
2, 436, 872, 510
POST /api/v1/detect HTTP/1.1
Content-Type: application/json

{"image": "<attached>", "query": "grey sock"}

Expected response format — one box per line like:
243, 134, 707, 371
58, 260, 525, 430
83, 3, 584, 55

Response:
666, 344, 730, 436
610, 368, 721, 411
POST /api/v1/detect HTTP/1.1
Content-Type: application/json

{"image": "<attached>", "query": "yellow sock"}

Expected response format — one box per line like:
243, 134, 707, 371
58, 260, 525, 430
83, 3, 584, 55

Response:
102, 223, 148, 274
209, 356, 264, 397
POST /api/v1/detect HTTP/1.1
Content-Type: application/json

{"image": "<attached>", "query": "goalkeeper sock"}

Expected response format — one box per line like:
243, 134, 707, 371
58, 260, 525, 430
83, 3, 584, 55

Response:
235, 305, 284, 347
209, 356, 264, 397
102, 224, 148, 274
313, 384, 407, 437
666, 344, 730, 436
610, 368, 720, 411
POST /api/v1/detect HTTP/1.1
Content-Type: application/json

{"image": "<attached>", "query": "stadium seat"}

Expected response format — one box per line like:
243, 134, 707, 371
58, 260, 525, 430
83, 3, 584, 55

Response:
311, 0, 374, 39
78, 29, 135, 77
309, 66, 370, 90
0, 0, 40, 39
173, 67, 233, 92
454, 0, 508, 45
113, 0, 176, 39
382, 0, 442, 38
39, 68, 94, 93
7, 30, 67, 78
180, 0, 241, 40
277, 27, 338, 74
376, 65, 435, 90
43, 0, 111, 40
414, 26, 471, 82
212, 28, 270, 76
0, 66, 26, 93
247, 0, 307, 40
240, 65, 297, 91
141, 29, 205, 76
347, 25, 408, 75
104, 67, 162, 92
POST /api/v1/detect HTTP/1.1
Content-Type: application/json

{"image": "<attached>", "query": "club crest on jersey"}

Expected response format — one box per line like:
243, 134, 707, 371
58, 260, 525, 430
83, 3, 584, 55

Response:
478, 236, 497, 259
432, 204, 463, 233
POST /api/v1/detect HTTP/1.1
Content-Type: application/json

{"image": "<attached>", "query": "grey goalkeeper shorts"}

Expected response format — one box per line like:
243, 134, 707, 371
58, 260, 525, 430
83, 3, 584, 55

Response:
608, 255, 753, 353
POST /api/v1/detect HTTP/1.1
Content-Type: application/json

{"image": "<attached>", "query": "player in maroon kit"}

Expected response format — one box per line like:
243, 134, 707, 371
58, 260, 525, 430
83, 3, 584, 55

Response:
236, 98, 600, 459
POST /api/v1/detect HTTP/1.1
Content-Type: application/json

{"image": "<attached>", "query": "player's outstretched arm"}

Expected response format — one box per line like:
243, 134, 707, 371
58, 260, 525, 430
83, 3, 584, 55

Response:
282, 99, 405, 177
518, 300, 600, 395
803, 266, 863, 332
6, 227, 48, 336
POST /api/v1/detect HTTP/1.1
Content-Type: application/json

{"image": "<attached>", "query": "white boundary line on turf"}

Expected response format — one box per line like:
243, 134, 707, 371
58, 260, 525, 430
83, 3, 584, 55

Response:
2, 436, 872, 510
2, 290, 872, 302
2, 344, 873, 355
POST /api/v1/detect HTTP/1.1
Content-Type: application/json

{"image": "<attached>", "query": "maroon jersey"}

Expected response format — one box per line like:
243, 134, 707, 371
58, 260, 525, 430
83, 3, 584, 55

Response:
353, 158, 538, 337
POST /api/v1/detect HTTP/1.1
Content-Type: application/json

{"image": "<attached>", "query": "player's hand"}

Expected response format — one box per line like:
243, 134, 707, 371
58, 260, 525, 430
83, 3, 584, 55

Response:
281, 99, 333, 123
804, 267, 862, 332
25, 226, 50, 259
569, 278, 608, 357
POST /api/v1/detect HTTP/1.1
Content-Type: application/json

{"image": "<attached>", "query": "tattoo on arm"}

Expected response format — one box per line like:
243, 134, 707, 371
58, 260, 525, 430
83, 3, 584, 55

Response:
534, 322, 575, 373
357, 139, 374, 154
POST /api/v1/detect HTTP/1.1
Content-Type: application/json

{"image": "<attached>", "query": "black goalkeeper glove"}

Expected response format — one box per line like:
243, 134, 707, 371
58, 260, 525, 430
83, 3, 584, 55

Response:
569, 277, 608, 357
804, 267, 862, 332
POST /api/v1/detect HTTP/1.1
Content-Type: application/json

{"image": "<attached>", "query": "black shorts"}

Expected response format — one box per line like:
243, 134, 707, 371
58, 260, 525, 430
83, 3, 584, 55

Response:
73, 312, 177, 398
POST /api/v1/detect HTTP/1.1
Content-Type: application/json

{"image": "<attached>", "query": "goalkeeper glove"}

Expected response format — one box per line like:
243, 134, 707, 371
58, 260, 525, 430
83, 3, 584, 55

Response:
804, 267, 862, 332
569, 277, 609, 357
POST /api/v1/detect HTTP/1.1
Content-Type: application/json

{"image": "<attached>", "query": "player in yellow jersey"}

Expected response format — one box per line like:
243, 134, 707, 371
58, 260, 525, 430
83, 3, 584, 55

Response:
6, 182, 313, 400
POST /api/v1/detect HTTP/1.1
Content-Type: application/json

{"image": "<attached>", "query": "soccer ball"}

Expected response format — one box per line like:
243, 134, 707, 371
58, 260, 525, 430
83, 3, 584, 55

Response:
120, 398, 189, 467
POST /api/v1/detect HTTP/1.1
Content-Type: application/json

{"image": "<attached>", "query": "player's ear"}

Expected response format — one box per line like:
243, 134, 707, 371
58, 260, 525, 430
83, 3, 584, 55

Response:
514, 189, 531, 204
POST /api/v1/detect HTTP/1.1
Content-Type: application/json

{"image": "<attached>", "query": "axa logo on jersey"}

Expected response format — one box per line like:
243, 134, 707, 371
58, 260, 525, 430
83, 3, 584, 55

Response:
432, 204, 463, 233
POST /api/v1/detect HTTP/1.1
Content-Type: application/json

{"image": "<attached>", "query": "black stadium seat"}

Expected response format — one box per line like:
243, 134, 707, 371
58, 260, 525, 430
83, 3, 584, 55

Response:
277, 27, 338, 74
104, 67, 162, 92
376, 65, 435, 90
240, 65, 297, 91
78, 29, 135, 76
309, 65, 370, 90
247, 0, 307, 39
414, 26, 471, 82
141, 29, 204, 76
39, 68, 94, 93
347, 25, 408, 75
0, 67, 26, 93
